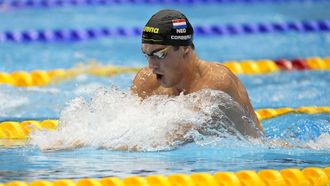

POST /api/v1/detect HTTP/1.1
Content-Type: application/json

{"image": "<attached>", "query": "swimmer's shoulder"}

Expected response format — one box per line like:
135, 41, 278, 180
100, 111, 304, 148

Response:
133, 67, 154, 83
199, 61, 236, 89
205, 61, 234, 75
131, 67, 160, 98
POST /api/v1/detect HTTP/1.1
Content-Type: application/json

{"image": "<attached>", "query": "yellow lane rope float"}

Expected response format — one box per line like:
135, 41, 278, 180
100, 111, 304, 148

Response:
0, 120, 58, 139
0, 62, 141, 87
0, 56, 329, 87
1, 167, 330, 186
0, 106, 329, 139
255, 106, 330, 121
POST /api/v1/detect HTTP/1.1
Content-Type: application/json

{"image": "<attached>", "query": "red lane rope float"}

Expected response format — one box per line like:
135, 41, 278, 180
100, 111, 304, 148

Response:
220, 56, 330, 74
274, 57, 330, 71
0, 57, 329, 87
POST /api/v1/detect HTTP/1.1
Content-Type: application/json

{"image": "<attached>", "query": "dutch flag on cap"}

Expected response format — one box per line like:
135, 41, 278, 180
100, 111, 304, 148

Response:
172, 19, 187, 29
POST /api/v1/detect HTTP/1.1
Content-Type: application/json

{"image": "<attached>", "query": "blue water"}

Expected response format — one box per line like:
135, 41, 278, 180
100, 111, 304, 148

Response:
1, 1, 330, 183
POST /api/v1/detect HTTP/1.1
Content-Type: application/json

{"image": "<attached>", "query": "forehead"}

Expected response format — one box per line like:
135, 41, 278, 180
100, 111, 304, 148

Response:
141, 44, 168, 53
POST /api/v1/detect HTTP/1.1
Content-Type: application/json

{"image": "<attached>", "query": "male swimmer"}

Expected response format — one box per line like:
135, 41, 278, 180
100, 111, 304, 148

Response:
131, 9, 264, 138
39, 9, 265, 152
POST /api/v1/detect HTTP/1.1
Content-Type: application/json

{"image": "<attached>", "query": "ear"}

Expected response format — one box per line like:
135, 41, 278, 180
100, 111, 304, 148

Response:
182, 47, 190, 57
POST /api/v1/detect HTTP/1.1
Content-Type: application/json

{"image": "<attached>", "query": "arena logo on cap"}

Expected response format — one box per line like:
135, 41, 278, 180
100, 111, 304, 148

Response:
172, 19, 187, 29
144, 26, 159, 34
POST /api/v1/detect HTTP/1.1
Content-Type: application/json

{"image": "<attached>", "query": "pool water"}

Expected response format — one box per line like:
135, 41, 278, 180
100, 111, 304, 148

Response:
1, 1, 330, 183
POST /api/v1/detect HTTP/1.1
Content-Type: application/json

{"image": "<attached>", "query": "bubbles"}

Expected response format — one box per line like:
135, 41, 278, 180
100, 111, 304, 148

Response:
30, 88, 260, 151
305, 134, 330, 150
24, 87, 330, 152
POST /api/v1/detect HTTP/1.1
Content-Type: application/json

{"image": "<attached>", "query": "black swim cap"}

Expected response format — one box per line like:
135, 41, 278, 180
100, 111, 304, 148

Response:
142, 9, 194, 46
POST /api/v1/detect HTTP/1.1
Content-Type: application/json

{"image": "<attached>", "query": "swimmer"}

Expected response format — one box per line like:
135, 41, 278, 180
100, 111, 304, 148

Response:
131, 9, 264, 138
37, 10, 265, 152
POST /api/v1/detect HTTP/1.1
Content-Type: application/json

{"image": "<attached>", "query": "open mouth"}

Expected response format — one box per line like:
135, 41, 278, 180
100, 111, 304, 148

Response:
156, 73, 163, 80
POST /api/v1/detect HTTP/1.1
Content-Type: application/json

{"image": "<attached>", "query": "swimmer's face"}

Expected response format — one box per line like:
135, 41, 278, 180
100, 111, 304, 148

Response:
142, 44, 185, 88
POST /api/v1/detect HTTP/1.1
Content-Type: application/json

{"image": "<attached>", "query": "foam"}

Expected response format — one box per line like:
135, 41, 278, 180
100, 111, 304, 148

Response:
305, 134, 330, 150
30, 88, 255, 151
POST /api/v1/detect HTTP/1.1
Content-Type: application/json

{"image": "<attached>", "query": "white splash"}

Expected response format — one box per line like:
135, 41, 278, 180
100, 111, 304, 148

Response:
305, 134, 330, 150
30, 88, 253, 151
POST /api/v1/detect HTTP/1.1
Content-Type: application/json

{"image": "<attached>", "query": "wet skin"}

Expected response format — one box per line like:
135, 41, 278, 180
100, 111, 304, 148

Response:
131, 44, 263, 138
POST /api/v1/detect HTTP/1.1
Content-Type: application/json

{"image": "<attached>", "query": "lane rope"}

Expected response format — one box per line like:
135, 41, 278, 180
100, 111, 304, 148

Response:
1, 20, 330, 43
0, 57, 329, 87
0, 62, 141, 87
0, 106, 329, 139
1, 0, 329, 10
0, 167, 329, 186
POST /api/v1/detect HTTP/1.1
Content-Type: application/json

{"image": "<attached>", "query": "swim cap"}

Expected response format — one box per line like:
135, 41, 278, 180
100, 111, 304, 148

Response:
142, 9, 194, 46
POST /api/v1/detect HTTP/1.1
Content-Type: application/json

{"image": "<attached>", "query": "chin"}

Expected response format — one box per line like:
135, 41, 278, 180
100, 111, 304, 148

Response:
159, 78, 172, 88
160, 81, 171, 88
161, 81, 178, 89
158, 75, 176, 88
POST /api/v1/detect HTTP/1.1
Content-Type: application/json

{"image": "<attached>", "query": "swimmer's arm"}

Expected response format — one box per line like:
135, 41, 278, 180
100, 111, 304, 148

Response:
207, 70, 263, 137
221, 75, 263, 134
224, 76, 264, 133
40, 139, 84, 152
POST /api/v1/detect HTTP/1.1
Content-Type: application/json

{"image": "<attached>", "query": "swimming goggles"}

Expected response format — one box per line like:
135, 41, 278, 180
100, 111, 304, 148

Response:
144, 47, 170, 60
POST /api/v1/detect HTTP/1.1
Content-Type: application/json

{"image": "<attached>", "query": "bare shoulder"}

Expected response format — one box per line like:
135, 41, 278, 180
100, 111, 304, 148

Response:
200, 61, 236, 89
132, 67, 154, 84
205, 61, 233, 75
131, 67, 160, 98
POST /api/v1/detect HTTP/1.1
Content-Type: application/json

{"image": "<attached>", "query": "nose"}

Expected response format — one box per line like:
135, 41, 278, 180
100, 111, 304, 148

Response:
148, 58, 160, 69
